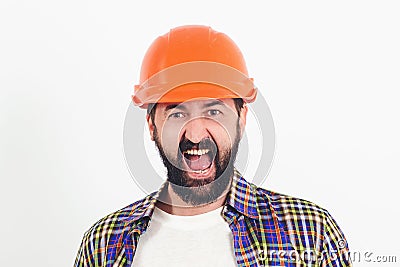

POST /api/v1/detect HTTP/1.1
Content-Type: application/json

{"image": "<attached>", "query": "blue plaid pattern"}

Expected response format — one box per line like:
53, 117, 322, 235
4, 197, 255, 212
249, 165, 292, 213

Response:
74, 170, 351, 266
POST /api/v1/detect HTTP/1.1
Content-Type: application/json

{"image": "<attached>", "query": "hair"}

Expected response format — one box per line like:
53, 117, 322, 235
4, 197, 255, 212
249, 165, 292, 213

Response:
147, 98, 244, 124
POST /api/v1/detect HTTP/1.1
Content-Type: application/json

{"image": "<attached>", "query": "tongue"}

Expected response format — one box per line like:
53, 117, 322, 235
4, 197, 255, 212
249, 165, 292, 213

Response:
186, 154, 212, 171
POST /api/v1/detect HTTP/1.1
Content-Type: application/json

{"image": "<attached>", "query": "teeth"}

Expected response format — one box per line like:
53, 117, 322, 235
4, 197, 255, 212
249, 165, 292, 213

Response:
193, 168, 208, 174
184, 149, 210, 155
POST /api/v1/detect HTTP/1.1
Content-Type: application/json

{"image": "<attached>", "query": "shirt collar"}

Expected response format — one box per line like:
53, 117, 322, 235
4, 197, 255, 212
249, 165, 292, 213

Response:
121, 184, 162, 224
225, 169, 259, 219
123, 169, 260, 224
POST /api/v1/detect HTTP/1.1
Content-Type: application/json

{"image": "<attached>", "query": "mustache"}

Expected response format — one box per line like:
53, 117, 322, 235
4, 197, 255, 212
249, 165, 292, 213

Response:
179, 137, 217, 154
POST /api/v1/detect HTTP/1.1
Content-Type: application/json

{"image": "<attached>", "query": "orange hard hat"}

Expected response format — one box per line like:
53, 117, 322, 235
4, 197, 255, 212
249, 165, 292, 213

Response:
132, 25, 257, 108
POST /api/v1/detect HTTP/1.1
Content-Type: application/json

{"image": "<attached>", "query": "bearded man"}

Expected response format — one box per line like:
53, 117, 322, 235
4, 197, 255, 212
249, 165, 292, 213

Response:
74, 25, 352, 267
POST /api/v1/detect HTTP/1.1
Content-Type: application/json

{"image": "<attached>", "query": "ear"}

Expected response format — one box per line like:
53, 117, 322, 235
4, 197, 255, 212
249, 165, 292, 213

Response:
146, 114, 155, 141
238, 104, 248, 139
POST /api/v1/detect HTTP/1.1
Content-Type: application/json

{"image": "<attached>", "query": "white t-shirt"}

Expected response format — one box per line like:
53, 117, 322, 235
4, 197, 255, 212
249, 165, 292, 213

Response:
132, 206, 238, 267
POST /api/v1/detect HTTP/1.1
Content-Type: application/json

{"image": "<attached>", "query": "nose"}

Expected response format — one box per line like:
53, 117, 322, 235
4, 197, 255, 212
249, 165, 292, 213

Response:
183, 118, 209, 144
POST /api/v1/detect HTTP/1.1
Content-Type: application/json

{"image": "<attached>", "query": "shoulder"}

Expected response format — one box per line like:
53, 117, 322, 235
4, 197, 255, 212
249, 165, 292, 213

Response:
82, 194, 153, 240
252, 185, 347, 242
74, 195, 152, 266
254, 185, 350, 252
245, 183, 351, 265
255, 186, 331, 220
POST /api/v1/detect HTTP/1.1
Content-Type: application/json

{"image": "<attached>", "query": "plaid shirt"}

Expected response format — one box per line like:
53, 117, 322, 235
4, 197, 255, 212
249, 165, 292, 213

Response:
74, 170, 352, 267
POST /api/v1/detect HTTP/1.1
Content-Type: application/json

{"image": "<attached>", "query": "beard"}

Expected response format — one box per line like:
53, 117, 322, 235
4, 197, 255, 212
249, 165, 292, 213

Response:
153, 122, 241, 206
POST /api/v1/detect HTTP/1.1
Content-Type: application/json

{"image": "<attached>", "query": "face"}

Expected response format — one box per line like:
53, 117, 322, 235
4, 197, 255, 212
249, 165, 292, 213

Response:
147, 98, 247, 206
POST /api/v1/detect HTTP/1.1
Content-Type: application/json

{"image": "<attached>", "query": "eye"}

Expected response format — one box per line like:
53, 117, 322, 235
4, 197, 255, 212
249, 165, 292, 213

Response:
168, 112, 185, 119
207, 109, 221, 116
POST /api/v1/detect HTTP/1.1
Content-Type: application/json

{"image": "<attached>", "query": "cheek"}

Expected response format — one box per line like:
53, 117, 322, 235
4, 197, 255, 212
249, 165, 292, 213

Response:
210, 112, 240, 147
210, 124, 237, 150
158, 123, 182, 154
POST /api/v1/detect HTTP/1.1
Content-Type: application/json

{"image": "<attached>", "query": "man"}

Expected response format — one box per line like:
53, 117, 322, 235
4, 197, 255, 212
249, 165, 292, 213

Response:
74, 25, 351, 267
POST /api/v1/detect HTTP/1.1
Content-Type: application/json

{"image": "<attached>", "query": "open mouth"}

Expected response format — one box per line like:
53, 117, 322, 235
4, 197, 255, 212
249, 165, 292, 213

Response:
180, 139, 217, 175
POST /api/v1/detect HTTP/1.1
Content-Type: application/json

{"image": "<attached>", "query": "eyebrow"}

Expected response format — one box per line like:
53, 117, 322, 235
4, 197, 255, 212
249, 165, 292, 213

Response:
164, 104, 187, 117
165, 104, 179, 111
163, 99, 226, 116
203, 99, 226, 108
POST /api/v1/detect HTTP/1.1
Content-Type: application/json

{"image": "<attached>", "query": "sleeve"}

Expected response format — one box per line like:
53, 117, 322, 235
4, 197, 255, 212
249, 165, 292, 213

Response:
319, 211, 352, 267
73, 231, 93, 267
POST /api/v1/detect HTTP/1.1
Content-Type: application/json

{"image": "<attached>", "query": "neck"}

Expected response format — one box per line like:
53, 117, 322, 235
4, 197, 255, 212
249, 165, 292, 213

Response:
155, 179, 232, 216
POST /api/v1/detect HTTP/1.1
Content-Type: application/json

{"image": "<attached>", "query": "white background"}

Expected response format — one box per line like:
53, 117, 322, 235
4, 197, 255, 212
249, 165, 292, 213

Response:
1, 1, 399, 266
